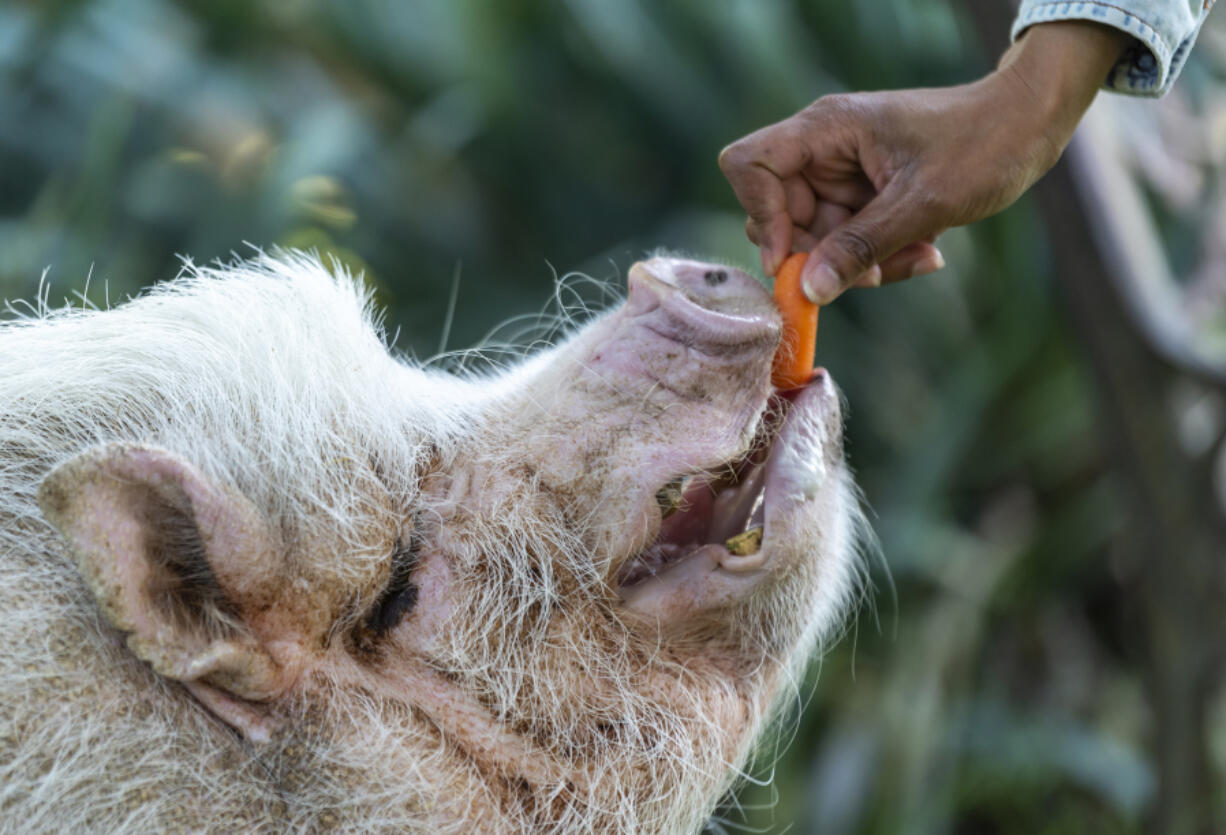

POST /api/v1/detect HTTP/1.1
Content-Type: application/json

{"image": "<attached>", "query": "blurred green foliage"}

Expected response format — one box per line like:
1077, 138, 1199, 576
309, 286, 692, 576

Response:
4, 1, 1216, 832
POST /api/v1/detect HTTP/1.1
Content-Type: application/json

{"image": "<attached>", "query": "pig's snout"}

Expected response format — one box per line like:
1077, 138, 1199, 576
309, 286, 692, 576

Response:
626, 257, 780, 352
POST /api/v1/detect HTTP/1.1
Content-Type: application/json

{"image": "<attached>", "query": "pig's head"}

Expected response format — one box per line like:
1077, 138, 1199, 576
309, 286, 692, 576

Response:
20, 253, 864, 832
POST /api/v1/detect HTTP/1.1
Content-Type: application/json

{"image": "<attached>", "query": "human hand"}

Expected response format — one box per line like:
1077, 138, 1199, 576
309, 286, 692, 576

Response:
718, 21, 1128, 302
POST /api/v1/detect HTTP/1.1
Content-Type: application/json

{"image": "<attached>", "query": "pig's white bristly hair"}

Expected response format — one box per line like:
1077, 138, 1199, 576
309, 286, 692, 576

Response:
0, 251, 866, 833
0, 251, 474, 830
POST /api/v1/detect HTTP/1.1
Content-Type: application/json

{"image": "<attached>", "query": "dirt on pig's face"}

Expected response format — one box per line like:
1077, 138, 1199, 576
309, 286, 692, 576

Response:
0, 253, 864, 833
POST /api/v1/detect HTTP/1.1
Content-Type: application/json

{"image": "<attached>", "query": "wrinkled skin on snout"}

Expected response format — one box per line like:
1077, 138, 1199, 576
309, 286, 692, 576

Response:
0, 253, 863, 833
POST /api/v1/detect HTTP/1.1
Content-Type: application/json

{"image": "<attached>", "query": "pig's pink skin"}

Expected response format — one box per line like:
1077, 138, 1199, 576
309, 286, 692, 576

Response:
617, 371, 853, 630
8, 252, 862, 833
761, 370, 845, 538
377, 258, 850, 775
622, 259, 781, 348
493, 258, 783, 567
345, 257, 811, 796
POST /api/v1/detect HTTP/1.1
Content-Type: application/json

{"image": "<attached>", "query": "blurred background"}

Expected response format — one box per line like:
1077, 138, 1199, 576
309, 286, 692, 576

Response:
2, 1, 1224, 832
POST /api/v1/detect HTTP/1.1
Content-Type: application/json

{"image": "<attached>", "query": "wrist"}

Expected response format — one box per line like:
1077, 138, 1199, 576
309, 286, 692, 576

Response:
994, 21, 1129, 136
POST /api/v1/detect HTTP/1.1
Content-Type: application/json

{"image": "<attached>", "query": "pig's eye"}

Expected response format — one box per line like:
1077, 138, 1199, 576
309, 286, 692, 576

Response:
357, 537, 419, 646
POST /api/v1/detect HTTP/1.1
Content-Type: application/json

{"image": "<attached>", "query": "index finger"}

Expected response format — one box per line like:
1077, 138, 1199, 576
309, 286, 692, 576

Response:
718, 126, 811, 274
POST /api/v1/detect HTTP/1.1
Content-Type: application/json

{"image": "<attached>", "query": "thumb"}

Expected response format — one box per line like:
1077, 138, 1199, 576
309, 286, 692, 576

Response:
800, 185, 938, 304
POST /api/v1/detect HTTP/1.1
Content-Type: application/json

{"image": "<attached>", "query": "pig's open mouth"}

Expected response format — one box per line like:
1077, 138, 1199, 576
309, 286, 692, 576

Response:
616, 396, 788, 591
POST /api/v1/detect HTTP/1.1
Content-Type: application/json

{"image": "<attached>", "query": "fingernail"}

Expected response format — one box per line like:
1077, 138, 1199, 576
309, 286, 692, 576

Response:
760, 247, 775, 277
911, 249, 946, 278
853, 265, 882, 289
802, 262, 843, 304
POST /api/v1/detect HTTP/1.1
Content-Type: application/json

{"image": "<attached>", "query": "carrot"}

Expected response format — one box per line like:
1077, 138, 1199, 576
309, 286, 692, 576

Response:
770, 252, 819, 390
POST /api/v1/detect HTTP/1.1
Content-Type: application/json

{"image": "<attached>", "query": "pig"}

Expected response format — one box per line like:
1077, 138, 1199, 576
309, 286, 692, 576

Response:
0, 251, 866, 833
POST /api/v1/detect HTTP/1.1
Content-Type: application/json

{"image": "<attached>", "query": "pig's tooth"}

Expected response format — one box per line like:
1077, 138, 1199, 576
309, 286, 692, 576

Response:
724, 527, 762, 556
708, 464, 765, 543
745, 489, 765, 532
655, 477, 685, 518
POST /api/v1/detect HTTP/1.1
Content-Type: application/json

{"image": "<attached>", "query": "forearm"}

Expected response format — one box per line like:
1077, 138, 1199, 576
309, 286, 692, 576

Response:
1012, 0, 1215, 96
994, 21, 1131, 148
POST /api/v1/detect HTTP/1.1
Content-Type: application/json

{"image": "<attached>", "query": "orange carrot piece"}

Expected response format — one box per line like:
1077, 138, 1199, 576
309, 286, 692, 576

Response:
770, 252, 819, 390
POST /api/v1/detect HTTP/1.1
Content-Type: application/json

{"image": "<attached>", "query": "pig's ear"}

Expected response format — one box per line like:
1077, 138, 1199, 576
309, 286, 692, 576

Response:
37, 443, 293, 742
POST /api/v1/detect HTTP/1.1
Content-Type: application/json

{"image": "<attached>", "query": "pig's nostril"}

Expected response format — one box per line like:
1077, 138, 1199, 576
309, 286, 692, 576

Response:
703, 269, 727, 287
